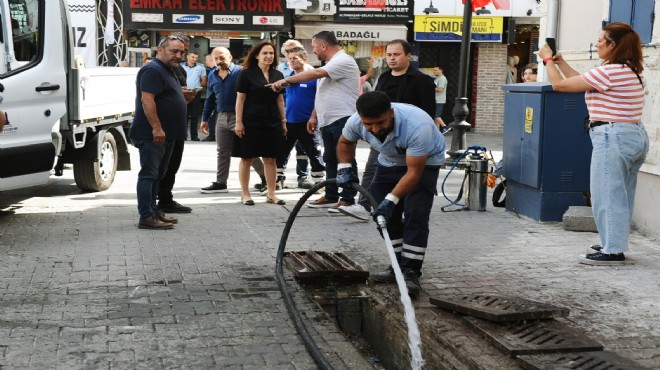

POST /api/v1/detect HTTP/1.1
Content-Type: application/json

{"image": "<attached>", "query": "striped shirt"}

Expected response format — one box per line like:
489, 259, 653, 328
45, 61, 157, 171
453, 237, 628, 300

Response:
581, 64, 645, 123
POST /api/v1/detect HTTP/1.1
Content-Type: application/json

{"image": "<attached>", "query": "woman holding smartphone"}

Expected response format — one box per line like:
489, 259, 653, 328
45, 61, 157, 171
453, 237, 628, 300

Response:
539, 22, 648, 265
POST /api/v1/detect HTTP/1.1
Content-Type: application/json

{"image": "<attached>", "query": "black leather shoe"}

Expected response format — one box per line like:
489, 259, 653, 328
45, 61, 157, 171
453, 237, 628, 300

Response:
157, 200, 192, 214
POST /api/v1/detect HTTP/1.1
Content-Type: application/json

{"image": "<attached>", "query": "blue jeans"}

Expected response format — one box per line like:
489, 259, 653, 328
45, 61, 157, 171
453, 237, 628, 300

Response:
320, 117, 357, 203
133, 139, 175, 219
590, 122, 648, 254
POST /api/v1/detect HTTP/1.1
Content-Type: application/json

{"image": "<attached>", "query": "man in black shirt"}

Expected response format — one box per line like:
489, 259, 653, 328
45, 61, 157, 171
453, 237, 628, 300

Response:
338, 39, 437, 223
157, 34, 196, 214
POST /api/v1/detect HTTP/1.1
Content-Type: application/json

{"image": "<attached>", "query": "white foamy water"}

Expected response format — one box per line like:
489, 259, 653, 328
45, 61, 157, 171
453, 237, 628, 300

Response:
380, 225, 424, 369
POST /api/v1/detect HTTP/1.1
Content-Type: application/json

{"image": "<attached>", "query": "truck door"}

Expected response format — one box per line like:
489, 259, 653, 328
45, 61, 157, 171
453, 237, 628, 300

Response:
0, 0, 67, 191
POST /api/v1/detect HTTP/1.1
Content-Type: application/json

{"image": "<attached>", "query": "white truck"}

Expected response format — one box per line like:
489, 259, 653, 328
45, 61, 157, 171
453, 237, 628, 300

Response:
0, 0, 137, 192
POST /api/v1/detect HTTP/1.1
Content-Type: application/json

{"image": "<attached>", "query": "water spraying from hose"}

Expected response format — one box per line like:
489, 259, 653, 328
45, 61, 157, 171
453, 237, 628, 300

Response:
377, 215, 424, 369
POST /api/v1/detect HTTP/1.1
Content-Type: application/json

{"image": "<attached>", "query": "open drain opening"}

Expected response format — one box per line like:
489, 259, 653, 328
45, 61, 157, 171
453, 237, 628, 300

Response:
299, 280, 418, 370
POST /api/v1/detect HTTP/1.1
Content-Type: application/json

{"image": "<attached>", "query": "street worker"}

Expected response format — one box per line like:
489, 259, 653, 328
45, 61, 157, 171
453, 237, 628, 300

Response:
338, 39, 437, 222
336, 91, 446, 298
129, 35, 188, 230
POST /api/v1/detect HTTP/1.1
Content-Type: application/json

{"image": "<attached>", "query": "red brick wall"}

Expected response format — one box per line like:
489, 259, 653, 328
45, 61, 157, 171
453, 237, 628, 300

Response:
473, 43, 508, 133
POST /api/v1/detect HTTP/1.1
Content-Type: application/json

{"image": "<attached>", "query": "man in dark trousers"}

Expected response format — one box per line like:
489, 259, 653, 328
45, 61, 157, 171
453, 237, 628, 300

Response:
338, 39, 437, 222
129, 35, 190, 229
199, 47, 265, 194
157, 34, 196, 214
336, 92, 445, 298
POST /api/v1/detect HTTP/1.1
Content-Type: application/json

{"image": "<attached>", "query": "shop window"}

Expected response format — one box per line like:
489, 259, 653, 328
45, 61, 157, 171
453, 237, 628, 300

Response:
609, 0, 654, 44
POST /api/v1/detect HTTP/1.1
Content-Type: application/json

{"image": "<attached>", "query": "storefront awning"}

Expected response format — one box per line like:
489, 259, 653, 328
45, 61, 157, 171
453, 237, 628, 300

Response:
295, 23, 407, 42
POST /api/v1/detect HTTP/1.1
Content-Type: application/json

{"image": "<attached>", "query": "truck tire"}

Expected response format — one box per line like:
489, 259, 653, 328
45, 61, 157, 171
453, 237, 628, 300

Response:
74, 132, 118, 192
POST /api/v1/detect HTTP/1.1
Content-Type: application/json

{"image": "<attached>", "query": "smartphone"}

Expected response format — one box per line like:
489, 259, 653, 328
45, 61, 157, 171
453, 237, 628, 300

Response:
193, 86, 203, 92
545, 38, 557, 56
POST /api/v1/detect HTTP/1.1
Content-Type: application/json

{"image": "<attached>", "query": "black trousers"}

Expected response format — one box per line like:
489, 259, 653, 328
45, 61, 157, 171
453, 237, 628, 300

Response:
158, 139, 184, 203
187, 91, 202, 140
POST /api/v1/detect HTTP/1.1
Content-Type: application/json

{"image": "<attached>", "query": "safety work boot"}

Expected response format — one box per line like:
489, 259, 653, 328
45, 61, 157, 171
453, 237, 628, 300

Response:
403, 270, 422, 299
369, 266, 396, 283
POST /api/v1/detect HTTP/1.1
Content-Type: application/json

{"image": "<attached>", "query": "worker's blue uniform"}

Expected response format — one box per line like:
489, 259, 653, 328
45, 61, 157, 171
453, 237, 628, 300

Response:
343, 103, 445, 274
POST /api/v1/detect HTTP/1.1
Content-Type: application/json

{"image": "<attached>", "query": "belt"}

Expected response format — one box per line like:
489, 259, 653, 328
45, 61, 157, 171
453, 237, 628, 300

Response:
589, 121, 640, 128
589, 120, 610, 128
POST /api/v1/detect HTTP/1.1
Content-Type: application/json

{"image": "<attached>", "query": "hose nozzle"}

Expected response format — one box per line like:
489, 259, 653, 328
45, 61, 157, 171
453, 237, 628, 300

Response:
376, 215, 387, 230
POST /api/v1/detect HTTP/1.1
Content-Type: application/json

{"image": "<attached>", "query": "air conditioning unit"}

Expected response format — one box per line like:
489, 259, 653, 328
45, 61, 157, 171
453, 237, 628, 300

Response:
295, 0, 336, 18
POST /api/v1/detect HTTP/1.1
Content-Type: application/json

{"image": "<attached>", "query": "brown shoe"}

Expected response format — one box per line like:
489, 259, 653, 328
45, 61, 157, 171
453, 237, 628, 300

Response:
307, 196, 337, 208
328, 200, 352, 213
156, 211, 178, 224
138, 214, 174, 230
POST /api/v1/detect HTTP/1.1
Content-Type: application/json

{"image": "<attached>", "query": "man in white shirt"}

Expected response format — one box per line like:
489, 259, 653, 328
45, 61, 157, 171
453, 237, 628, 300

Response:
269, 31, 360, 211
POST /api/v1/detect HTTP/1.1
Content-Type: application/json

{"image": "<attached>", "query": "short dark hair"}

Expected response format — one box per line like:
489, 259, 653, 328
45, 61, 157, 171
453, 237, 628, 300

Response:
356, 92, 391, 118
387, 39, 412, 55
312, 31, 339, 46
188, 51, 198, 56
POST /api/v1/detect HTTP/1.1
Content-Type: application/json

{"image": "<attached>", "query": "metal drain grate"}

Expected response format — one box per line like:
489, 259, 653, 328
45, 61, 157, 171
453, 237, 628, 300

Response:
464, 317, 604, 355
283, 251, 369, 281
430, 294, 570, 322
516, 351, 650, 370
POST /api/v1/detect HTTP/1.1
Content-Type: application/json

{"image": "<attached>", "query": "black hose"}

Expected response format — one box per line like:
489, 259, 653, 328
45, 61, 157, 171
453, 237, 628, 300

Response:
275, 180, 377, 370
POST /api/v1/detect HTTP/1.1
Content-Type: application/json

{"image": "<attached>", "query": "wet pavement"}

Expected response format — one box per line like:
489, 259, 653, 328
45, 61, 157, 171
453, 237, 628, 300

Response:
0, 132, 658, 369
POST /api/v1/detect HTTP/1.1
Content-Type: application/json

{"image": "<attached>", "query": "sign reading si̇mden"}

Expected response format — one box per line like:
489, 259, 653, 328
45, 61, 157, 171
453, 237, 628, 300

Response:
125, 0, 292, 31
414, 15, 504, 42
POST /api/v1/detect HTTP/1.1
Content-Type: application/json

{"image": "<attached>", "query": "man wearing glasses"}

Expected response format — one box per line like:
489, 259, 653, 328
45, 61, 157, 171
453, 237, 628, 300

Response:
275, 40, 320, 190
129, 35, 189, 229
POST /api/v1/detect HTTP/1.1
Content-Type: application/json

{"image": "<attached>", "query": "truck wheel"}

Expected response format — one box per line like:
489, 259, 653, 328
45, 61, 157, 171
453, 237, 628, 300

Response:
74, 132, 118, 192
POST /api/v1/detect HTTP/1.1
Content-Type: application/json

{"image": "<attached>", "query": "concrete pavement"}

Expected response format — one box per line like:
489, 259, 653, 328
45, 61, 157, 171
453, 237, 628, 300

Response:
0, 132, 658, 369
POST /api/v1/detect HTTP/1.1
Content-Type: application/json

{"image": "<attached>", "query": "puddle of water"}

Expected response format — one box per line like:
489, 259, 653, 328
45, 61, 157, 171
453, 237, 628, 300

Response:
380, 226, 424, 370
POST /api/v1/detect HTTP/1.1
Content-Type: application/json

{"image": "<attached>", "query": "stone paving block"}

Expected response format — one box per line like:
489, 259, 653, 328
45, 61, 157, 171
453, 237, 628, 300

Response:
563, 206, 598, 232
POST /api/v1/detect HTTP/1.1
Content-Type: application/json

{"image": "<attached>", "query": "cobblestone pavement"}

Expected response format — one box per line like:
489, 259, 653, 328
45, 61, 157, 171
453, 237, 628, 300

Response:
0, 132, 658, 369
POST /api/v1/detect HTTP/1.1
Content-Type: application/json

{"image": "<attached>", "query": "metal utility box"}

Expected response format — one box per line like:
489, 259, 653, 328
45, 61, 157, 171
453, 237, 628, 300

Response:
502, 82, 591, 222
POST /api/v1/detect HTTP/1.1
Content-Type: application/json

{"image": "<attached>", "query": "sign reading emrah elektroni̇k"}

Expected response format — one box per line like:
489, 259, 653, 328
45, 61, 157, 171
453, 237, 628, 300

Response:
124, 0, 293, 31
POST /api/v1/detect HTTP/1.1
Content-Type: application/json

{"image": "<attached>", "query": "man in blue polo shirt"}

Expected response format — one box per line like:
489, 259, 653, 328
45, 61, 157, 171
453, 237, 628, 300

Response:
129, 35, 188, 229
181, 51, 207, 141
199, 47, 265, 193
276, 48, 325, 191
337, 91, 445, 298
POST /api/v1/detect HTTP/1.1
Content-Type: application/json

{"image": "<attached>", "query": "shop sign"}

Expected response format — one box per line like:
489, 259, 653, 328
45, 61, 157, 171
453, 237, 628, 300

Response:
173, 14, 205, 24
295, 23, 407, 41
209, 38, 231, 47
212, 15, 245, 24
412, 0, 540, 17
335, 0, 412, 23
124, 0, 292, 31
414, 15, 503, 42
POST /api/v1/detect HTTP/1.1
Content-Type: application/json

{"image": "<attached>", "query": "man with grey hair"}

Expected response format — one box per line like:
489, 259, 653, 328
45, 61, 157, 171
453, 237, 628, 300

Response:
276, 48, 325, 191
199, 47, 265, 194
130, 34, 188, 229
275, 39, 317, 189
269, 31, 360, 212
158, 33, 197, 214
